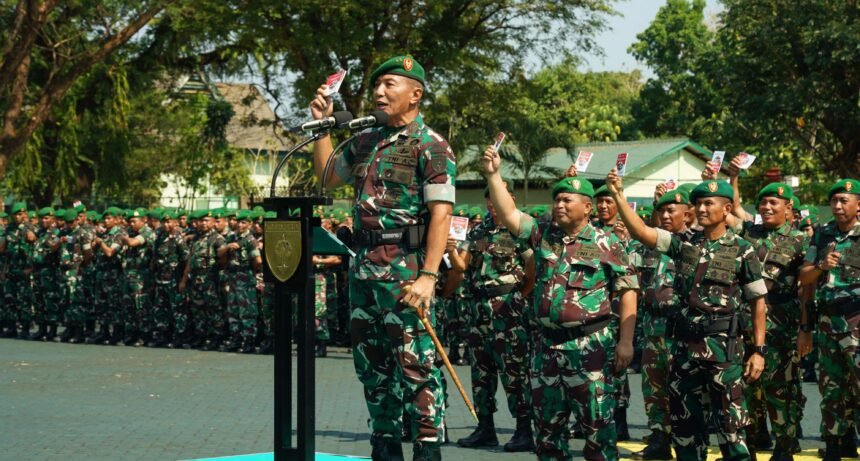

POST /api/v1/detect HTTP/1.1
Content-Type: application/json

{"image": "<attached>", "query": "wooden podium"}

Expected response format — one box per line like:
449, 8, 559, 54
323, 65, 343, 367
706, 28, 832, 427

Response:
263, 195, 352, 461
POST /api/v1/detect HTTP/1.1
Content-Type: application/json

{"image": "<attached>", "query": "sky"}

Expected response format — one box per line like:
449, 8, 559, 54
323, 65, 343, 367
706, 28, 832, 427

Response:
582, 0, 723, 74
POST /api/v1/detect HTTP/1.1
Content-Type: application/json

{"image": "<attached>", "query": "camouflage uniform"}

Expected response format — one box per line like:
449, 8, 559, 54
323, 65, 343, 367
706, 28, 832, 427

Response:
122, 225, 154, 338
631, 229, 692, 437
225, 229, 260, 345
805, 221, 860, 440
653, 226, 767, 461
94, 225, 128, 334
463, 217, 532, 420
332, 114, 456, 447
188, 228, 225, 341
152, 227, 188, 340
4, 221, 36, 329
516, 216, 638, 461
445, 239, 471, 353
32, 227, 61, 327
58, 225, 87, 327
74, 222, 97, 330
741, 221, 808, 449
314, 271, 329, 341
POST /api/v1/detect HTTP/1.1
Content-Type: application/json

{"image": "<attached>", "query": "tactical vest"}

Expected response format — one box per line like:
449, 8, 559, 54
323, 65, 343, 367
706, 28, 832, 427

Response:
686, 242, 741, 315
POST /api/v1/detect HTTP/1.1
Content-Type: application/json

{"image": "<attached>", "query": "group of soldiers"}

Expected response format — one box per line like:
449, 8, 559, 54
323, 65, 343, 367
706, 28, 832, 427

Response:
305, 54, 859, 461
0, 205, 273, 354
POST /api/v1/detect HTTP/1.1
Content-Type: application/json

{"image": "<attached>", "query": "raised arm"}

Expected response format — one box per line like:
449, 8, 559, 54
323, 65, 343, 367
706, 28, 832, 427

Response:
481, 145, 524, 236
310, 85, 344, 189
606, 168, 659, 248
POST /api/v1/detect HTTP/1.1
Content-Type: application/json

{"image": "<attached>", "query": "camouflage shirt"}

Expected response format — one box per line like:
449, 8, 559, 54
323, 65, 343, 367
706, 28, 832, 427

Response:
189, 229, 225, 276
463, 218, 531, 291
152, 228, 188, 283
58, 226, 85, 271
516, 216, 638, 350
122, 226, 154, 272
742, 221, 809, 333
804, 221, 860, 335
333, 114, 456, 281
32, 228, 60, 268
4, 222, 36, 271
94, 225, 128, 273
226, 229, 260, 273
632, 228, 693, 337
654, 227, 767, 362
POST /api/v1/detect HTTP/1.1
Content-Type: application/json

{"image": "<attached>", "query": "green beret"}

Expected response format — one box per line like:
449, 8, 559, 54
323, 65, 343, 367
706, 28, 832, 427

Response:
161, 210, 177, 220
637, 209, 652, 219
199, 209, 213, 219
829, 179, 860, 199
484, 179, 514, 198
551, 177, 595, 198
128, 208, 147, 218
55, 209, 66, 220
224, 208, 238, 218
74, 204, 86, 214
594, 185, 611, 198
236, 210, 252, 221
655, 190, 691, 209
469, 206, 484, 221
453, 205, 469, 217
332, 209, 346, 222
63, 209, 77, 222
265, 211, 277, 219
799, 215, 818, 228
677, 183, 697, 196
10, 202, 27, 214
178, 210, 188, 218
252, 205, 265, 214
0, 211, 7, 218
690, 180, 734, 203
798, 205, 818, 217
27, 210, 36, 218
103, 207, 122, 217
92, 213, 103, 223
86, 211, 96, 220
210, 208, 223, 219
790, 195, 800, 210
370, 55, 426, 88
529, 205, 548, 218
756, 182, 794, 203
251, 209, 265, 220
37, 207, 55, 217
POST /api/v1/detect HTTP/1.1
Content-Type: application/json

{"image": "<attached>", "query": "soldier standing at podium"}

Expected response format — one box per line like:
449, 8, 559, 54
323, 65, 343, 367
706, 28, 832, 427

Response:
310, 55, 456, 461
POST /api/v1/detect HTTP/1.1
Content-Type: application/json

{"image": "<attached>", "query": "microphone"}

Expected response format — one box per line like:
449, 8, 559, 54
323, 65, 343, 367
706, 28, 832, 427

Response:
345, 111, 389, 130
289, 111, 353, 133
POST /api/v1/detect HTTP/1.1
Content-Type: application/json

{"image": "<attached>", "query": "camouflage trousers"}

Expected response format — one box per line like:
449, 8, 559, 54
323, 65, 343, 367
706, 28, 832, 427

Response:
744, 332, 801, 442
324, 271, 338, 335
33, 267, 61, 325
669, 349, 751, 461
123, 271, 152, 335
153, 279, 181, 334
78, 266, 96, 322
817, 313, 860, 438
227, 270, 258, 342
443, 296, 469, 347
465, 289, 531, 419
94, 272, 122, 325
314, 273, 329, 341
532, 325, 619, 461
59, 269, 85, 324
257, 276, 273, 340
349, 276, 445, 444
189, 273, 222, 338
4, 270, 33, 323
642, 334, 676, 434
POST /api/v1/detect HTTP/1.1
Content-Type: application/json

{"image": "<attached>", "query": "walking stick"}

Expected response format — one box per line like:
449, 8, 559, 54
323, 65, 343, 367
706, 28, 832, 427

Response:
419, 310, 479, 423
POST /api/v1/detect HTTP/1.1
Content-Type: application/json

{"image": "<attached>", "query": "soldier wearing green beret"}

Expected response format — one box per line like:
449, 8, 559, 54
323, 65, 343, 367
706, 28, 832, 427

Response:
117, 209, 155, 346
455, 177, 536, 452
483, 147, 638, 461
310, 54, 455, 459
213, 208, 234, 341
179, 210, 226, 350
56, 209, 89, 344
610, 167, 767, 461
798, 178, 860, 461
150, 211, 189, 348
725, 172, 811, 459
91, 207, 129, 344
73, 206, 99, 343
0, 202, 37, 338
30, 208, 61, 341
216, 210, 262, 353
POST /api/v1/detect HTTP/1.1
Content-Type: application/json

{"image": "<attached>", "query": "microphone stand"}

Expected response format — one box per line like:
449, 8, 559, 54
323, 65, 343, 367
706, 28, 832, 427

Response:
319, 132, 359, 196
269, 130, 328, 198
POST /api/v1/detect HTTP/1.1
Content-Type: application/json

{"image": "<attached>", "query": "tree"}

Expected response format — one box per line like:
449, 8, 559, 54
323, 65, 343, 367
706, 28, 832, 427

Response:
0, 0, 170, 176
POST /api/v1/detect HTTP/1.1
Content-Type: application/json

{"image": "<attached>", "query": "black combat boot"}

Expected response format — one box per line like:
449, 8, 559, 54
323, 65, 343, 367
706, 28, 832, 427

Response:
45, 324, 58, 342
412, 442, 441, 461
616, 407, 631, 441
504, 415, 535, 452
842, 433, 859, 458
633, 430, 674, 460
258, 337, 273, 354
56, 325, 74, 342
240, 340, 255, 354
29, 323, 48, 341
753, 417, 773, 450
457, 413, 499, 448
17, 321, 32, 339
0, 321, 16, 338
770, 437, 795, 461
84, 320, 96, 340
401, 413, 412, 442
822, 436, 842, 461
315, 340, 327, 358
69, 325, 86, 344
87, 323, 107, 344
107, 324, 124, 345
370, 434, 404, 461
447, 344, 461, 365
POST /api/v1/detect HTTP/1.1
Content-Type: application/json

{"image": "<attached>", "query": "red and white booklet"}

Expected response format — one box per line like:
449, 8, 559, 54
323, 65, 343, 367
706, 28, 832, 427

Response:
449, 216, 470, 241
616, 153, 629, 177
325, 68, 348, 96
575, 151, 594, 172
492, 132, 506, 153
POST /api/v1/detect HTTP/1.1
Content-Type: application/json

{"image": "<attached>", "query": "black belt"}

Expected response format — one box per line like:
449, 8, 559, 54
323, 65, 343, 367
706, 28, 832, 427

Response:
666, 313, 740, 341
353, 225, 426, 250
541, 318, 612, 344
475, 284, 518, 298
766, 293, 794, 305
820, 299, 860, 317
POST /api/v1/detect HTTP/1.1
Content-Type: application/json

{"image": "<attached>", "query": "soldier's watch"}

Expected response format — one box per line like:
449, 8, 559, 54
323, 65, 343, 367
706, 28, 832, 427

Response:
799, 323, 814, 333
752, 345, 768, 356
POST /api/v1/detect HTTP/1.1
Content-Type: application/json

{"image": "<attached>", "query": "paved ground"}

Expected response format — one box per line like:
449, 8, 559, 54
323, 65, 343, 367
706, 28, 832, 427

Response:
1, 338, 827, 461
